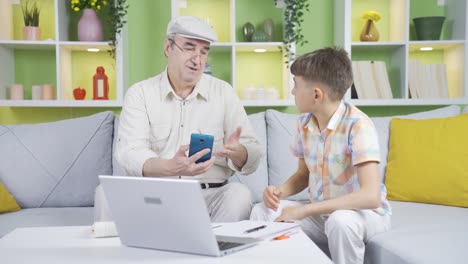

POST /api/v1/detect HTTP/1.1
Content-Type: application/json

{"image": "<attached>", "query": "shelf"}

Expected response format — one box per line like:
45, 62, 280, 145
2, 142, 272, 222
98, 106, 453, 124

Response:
58, 41, 112, 51
0, 40, 56, 50
408, 40, 465, 51
235, 42, 284, 52
174, 0, 292, 106
336, 0, 468, 104
0, 0, 125, 107
350, 98, 468, 106
241, 99, 294, 107
0, 100, 123, 107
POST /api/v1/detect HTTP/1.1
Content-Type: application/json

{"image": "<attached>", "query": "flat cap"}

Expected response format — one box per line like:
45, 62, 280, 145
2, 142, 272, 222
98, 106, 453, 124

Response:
166, 16, 218, 43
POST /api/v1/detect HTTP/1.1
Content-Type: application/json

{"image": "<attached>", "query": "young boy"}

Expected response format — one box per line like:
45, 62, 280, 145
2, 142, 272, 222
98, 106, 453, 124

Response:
250, 47, 391, 264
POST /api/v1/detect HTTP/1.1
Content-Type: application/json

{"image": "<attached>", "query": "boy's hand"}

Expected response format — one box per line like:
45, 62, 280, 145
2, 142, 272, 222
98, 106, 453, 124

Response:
274, 206, 305, 222
263, 185, 282, 211
168, 145, 215, 176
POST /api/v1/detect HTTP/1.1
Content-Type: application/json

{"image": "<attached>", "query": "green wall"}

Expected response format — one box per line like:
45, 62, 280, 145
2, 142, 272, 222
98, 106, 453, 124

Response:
0, 0, 464, 124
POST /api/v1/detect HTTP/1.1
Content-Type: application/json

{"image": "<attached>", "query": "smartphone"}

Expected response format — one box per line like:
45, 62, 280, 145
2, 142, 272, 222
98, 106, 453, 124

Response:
188, 133, 214, 164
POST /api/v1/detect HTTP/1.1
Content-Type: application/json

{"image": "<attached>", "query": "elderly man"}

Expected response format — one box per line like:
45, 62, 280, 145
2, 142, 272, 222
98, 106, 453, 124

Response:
114, 16, 264, 222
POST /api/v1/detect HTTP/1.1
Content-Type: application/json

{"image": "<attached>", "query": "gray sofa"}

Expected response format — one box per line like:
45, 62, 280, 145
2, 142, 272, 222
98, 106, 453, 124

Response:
1, 106, 468, 264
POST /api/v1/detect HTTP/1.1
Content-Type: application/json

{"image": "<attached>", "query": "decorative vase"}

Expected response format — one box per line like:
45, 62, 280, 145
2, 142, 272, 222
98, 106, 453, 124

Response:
251, 30, 269, 42
242, 22, 255, 42
263, 18, 274, 41
23, 26, 41, 41
413, 16, 445, 40
77, 9, 103, 42
360, 19, 379, 42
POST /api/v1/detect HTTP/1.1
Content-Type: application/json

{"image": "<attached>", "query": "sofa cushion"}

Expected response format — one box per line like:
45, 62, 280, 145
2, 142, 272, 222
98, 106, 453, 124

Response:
0, 111, 114, 208
230, 112, 269, 203
266, 110, 308, 201
371, 105, 460, 181
112, 116, 126, 176
365, 201, 468, 264
0, 181, 20, 213
0, 207, 94, 238
385, 115, 468, 207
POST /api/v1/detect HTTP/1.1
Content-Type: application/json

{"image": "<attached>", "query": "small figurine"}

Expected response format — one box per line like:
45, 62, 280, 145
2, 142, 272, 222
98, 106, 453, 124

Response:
93, 66, 108, 100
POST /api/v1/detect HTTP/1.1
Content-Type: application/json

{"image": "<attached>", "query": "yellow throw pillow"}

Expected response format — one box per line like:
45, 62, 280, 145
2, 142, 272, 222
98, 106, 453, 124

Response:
386, 114, 468, 207
0, 181, 21, 213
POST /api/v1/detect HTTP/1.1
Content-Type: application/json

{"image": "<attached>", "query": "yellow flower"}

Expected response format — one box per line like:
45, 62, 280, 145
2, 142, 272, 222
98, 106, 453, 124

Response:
97, 5, 101, 10
361, 11, 381, 22
103, 1, 107, 5
91, 2, 95, 6
74, 7, 79, 11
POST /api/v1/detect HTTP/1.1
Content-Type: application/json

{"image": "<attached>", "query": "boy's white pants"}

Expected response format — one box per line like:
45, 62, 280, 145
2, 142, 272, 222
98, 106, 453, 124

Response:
250, 200, 391, 264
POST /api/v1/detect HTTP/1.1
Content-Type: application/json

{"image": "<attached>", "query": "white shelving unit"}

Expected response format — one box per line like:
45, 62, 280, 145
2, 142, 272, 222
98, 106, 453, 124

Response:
334, 0, 468, 106
172, 0, 294, 107
0, 0, 126, 107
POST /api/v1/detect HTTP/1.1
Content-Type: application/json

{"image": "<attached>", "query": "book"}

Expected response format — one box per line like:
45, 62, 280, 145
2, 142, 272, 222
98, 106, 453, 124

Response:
351, 61, 366, 99
408, 60, 420, 99
373, 61, 393, 99
436, 64, 449, 98
359, 61, 380, 99
352, 61, 392, 99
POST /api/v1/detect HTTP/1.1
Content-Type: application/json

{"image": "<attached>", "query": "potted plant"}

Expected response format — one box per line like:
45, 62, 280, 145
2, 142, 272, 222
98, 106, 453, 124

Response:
70, 0, 128, 59
21, 0, 41, 41
276, 0, 310, 65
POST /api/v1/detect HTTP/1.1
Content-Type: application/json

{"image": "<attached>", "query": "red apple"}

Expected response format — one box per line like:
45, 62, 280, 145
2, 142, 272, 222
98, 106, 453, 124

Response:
73, 87, 86, 100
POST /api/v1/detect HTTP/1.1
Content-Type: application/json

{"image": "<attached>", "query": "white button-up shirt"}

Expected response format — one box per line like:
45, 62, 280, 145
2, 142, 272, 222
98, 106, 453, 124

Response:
115, 70, 264, 183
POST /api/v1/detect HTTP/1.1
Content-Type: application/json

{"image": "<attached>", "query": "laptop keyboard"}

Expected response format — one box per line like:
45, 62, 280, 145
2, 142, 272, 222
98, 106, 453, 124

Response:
217, 240, 244, 251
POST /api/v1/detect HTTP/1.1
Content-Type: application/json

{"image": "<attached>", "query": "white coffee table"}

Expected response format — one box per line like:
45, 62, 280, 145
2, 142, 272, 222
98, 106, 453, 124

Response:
0, 226, 332, 264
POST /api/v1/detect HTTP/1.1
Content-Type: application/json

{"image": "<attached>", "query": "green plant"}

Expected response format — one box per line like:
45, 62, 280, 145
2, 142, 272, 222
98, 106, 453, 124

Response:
71, 0, 108, 12
21, 0, 40, 27
275, 0, 310, 65
107, 0, 129, 59
361, 10, 382, 22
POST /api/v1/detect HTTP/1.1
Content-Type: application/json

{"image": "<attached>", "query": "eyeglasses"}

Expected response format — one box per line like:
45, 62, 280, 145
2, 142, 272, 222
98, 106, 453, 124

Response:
168, 38, 209, 59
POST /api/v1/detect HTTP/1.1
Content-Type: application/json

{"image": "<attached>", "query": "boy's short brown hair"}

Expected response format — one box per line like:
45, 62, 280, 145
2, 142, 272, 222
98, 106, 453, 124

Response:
291, 47, 353, 101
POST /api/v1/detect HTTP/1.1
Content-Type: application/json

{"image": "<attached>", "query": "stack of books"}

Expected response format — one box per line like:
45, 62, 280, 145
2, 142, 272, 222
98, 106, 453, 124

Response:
352, 61, 393, 99
408, 60, 449, 99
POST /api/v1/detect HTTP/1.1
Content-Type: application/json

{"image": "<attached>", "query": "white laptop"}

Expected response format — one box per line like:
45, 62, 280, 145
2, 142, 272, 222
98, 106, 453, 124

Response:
98, 175, 259, 257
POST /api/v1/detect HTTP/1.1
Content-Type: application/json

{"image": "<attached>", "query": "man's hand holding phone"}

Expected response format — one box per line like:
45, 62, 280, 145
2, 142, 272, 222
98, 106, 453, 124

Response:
168, 144, 215, 176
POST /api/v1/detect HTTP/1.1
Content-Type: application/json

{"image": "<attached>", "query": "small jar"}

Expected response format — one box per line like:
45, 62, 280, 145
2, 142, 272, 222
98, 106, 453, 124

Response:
10, 84, 24, 100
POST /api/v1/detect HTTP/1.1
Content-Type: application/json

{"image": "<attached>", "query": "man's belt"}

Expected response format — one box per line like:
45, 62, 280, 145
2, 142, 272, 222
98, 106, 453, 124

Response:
200, 180, 228, 189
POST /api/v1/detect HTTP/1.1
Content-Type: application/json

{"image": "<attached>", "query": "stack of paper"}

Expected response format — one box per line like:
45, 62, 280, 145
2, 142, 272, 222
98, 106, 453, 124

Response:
213, 220, 300, 241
